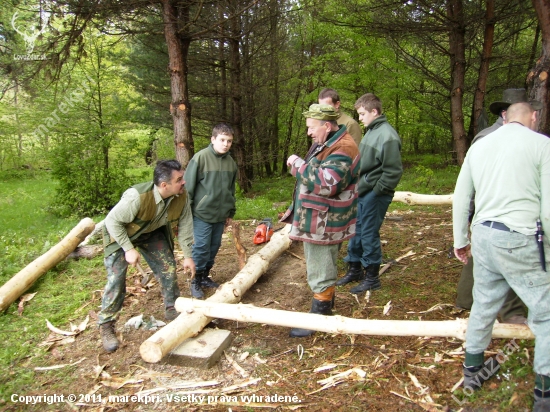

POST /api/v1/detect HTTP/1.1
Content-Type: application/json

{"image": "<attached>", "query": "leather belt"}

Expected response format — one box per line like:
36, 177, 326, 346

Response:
481, 221, 514, 232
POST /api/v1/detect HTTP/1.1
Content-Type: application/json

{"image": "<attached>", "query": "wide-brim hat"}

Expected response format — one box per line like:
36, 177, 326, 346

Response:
489, 88, 543, 115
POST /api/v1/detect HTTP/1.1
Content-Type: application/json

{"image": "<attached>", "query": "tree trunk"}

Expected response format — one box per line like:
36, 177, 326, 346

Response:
448, 0, 468, 165
175, 300, 534, 341
228, 9, 250, 192
162, 0, 194, 167
0, 218, 95, 312
528, 0, 550, 137
140, 226, 292, 363
468, 0, 495, 142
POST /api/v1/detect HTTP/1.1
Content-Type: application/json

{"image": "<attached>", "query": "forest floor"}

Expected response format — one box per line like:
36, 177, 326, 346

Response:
5, 205, 536, 412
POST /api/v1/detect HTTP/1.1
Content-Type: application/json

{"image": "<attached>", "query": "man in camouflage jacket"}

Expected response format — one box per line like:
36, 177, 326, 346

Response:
280, 103, 360, 338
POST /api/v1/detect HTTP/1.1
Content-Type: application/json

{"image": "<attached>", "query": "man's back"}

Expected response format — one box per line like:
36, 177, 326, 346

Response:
464, 123, 550, 234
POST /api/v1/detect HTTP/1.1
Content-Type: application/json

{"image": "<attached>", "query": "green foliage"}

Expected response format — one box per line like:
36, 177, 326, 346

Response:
234, 176, 294, 221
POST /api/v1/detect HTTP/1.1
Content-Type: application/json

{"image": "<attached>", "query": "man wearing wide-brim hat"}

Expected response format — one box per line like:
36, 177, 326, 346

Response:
472, 88, 543, 144
279, 103, 360, 338
455, 88, 543, 325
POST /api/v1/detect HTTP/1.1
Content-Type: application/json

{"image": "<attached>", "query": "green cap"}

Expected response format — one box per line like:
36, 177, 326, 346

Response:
302, 103, 339, 121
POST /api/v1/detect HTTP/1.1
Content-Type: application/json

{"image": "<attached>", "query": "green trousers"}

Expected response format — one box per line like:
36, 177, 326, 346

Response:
303, 242, 339, 293
456, 257, 527, 320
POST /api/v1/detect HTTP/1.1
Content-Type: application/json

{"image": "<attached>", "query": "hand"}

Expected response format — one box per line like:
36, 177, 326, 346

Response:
182, 257, 196, 277
225, 217, 233, 227
286, 154, 299, 167
125, 248, 141, 266
454, 245, 471, 264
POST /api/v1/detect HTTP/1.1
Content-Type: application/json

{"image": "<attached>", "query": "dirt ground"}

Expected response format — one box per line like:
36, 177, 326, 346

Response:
8, 206, 536, 411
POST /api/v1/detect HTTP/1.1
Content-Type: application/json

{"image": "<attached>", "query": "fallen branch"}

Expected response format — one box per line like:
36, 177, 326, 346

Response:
392, 192, 453, 205
139, 226, 292, 363
175, 299, 535, 341
0, 218, 95, 312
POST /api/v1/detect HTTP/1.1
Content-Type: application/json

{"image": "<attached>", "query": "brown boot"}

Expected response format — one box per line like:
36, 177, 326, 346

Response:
100, 321, 119, 353
289, 286, 335, 338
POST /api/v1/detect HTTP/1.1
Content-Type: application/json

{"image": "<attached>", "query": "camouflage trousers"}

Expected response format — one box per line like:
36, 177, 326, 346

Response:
98, 229, 180, 325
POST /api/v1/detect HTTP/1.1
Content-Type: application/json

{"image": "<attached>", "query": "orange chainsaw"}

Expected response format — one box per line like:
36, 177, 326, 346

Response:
253, 218, 274, 244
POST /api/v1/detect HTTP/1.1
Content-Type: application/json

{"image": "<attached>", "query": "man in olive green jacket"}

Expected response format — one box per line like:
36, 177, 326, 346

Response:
99, 160, 195, 353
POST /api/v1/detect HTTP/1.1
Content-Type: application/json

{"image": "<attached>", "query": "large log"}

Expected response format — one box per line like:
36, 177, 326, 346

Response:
175, 299, 535, 341
140, 225, 292, 363
393, 191, 453, 205
0, 218, 95, 312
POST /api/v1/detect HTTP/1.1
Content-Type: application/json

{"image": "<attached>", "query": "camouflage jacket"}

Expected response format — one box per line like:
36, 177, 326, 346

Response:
280, 126, 360, 245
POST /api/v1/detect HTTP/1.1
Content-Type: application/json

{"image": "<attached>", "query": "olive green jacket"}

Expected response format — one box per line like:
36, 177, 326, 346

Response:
102, 182, 193, 257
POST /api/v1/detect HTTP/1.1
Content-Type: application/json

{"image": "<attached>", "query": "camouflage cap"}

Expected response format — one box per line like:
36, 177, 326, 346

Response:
302, 103, 339, 121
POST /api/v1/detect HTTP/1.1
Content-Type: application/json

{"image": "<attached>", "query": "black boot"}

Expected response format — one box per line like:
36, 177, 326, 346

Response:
290, 287, 334, 338
335, 262, 365, 286
463, 357, 500, 391
350, 264, 381, 294
190, 273, 205, 299
200, 266, 219, 289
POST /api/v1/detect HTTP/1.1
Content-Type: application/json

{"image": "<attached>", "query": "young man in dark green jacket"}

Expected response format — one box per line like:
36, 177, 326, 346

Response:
337, 93, 403, 293
184, 123, 238, 298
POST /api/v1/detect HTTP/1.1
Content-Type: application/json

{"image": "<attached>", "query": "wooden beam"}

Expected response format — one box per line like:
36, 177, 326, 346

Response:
393, 191, 453, 205
139, 225, 292, 363
175, 299, 534, 341
0, 218, 95, 312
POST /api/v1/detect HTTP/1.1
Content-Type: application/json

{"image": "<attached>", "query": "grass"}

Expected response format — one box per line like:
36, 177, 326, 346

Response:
0, 154, 461, 407
0, 171, 106, 405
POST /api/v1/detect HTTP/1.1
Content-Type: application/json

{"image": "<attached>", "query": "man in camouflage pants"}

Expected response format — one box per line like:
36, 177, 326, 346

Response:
98, 160, 195, 353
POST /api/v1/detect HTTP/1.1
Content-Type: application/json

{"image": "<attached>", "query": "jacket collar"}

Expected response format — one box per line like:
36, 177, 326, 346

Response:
208, 143, 230, 158
366, 114, 387, 131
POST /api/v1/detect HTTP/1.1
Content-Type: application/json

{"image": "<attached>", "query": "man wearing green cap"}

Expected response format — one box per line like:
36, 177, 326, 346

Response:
280, 103, 360, 338
337, 93, 403, 294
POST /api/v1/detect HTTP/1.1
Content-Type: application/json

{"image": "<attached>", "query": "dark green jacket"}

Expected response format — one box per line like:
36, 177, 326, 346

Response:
358, 114, 403, 196
184, 144, 237, 223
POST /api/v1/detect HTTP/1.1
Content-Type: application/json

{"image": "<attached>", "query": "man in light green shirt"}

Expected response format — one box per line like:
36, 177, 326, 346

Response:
99, 160, 195, 352
452, 103, 550, 407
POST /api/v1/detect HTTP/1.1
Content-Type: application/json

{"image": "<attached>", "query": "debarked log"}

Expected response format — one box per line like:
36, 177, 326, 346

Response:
0, 218, 96, 312
139, 225, 292, 363
175, 299, 535, 341
393, 191, 453, 205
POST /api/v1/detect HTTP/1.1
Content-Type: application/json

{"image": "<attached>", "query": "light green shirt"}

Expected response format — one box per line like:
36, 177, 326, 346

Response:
453, 122, 550, 248
105, 185, 194, 257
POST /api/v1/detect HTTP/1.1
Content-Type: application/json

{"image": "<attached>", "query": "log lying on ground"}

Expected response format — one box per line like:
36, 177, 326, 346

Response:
393, 191, 453, 205
140, 225, 292, 363
175, 299, 535, 341
0, 218, 95, 312
66, 244, 103, 260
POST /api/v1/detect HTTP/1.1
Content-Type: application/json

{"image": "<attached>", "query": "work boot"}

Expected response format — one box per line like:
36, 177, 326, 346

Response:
165, 306, 179, 321
463, 357, 500, 391
335, 262, 364, 286
534, 388, 550, 412
99, 321, 119, 353
350, 264, 381, 294
200, 266, 220, 289
190, 276, 205, 299
290, 286, 334, 338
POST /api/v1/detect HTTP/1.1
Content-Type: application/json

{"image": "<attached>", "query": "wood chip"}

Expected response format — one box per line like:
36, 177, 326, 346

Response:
35, 357, 86, 371
225, 352, 249, 378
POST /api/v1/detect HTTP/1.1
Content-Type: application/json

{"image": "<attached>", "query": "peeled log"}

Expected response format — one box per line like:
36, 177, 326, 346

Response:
393, 191, 453, 205
0, 218, 95, 312
140, 225, 292, 363
175, 299, 534, 341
